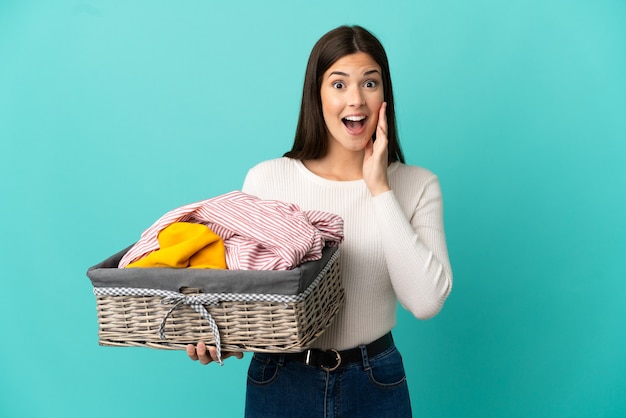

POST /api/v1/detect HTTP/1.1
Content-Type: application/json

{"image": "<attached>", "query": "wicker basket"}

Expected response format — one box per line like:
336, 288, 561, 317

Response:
87, 246, 343, 356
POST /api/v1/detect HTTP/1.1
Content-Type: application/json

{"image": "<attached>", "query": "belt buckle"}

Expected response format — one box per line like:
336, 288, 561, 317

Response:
320, 349, 341, 372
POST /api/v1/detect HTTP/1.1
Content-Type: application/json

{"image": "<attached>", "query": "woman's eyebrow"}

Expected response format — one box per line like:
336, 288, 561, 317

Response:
327, 69, 381, 78
328, 70, 349, 78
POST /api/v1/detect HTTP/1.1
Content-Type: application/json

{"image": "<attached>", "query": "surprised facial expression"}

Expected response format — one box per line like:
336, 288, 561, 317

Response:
320, 52, 384, 154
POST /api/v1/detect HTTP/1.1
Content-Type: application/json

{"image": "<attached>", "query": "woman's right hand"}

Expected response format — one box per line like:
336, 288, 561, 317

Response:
363, 102, 391, 197
186, 341, 244, 365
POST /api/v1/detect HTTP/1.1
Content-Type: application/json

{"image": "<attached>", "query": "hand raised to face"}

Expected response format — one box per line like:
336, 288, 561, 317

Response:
363, 102, 391, 196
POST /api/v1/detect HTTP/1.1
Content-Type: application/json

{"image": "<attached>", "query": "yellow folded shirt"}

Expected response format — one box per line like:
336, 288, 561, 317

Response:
126, 222, 227, 269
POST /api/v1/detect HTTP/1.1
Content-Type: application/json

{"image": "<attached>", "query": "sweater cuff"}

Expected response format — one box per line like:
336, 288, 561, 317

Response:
372, 189, 402, 214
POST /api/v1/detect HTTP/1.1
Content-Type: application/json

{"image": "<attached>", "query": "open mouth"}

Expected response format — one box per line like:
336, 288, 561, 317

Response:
342, 115, 367, 133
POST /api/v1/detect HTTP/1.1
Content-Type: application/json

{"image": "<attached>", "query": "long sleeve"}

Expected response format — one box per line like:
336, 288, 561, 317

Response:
238, 157, 452, 349
373, 175, 452, 319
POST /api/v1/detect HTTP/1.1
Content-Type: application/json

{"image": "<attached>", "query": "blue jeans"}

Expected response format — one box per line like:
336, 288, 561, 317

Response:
245, 342, 412, 418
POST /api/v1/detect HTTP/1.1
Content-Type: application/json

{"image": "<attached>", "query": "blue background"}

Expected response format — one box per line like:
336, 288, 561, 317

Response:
1, 1, 625, 417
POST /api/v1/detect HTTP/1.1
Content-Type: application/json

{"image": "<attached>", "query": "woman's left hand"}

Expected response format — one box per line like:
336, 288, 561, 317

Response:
363, 102, 391, 196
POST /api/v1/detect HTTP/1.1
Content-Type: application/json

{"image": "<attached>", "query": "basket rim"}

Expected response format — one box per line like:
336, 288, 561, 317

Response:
88, 246, 339, 296
93, 248, 340, 304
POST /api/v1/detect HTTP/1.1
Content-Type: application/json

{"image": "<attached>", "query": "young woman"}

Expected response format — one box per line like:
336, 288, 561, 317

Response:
187, 25, 453, 417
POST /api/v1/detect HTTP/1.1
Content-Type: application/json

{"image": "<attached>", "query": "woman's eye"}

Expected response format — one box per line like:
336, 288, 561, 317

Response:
364, 80, 378, 88
332, 81, 345, 89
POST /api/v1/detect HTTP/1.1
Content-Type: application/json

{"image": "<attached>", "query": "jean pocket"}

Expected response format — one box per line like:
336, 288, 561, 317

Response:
367, 348, 408, 389
247, 354, 281, 386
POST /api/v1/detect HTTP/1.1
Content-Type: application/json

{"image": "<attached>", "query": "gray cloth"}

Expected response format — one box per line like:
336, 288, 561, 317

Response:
87, 245, 338, 296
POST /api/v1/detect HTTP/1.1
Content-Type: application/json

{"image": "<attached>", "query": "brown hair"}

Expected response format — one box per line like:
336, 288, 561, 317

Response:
284, 25, 405, 164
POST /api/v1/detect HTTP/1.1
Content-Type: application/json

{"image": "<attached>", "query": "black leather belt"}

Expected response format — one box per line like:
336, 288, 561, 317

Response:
282, 332, 393, 371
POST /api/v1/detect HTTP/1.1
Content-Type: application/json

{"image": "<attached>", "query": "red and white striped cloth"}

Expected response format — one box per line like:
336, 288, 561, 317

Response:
118, 191, 344, 270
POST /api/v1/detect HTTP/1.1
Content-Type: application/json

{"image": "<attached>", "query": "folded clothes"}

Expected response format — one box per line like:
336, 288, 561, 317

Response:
126, 222, 226, 269
118, 191, 344, 270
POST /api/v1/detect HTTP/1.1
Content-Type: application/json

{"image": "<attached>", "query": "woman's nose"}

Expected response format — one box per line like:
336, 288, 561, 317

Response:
348, 86, 365, 107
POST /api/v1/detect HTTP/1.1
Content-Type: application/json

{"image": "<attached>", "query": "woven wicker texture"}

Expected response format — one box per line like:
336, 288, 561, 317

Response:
94, 256, 343, 352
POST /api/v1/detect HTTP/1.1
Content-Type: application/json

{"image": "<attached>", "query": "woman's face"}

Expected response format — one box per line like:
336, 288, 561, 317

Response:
320, 52, 384, 155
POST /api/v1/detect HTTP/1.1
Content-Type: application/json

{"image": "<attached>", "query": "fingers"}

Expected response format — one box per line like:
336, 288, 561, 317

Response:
364, 136, 374, 157
226, 351, 244, 360
186, 342, 244, 365
377, 102, 388, 138
373, 102, 389, 158
208, 345, 220, 363
197, 341, 214, 365
373, 102, 388, 156
186, 341, 213, 365
363, 101, 391, 196
186, 343, 199, 361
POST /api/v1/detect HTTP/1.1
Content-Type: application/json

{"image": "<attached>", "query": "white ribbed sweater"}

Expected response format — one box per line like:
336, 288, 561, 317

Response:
242, 157, 453, 350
